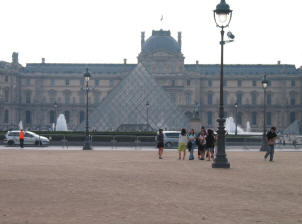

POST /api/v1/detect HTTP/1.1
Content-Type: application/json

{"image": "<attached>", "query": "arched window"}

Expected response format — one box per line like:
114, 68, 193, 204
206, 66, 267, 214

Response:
80, 111, 85, 123
50, 111, 55, 123
64, 111, 70, 123
26, 111, 31, 124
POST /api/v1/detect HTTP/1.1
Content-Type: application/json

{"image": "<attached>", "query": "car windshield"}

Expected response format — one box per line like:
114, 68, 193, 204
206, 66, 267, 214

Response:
165, 133, 180, 138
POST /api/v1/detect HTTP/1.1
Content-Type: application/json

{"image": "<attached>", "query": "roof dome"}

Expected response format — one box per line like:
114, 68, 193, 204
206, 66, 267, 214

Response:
142, 30, 181, 54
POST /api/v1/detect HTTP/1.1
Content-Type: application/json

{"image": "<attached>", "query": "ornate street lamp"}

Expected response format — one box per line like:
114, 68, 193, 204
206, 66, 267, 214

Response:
234, 102, 238, 136
83, 68, 92, 150
212, 0, 232, 168
53, 101, 58, 131
146, 101, 150, 126
260, 74, 268, 151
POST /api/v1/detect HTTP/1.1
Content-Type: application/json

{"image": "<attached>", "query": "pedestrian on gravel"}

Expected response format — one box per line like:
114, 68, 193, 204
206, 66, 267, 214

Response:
206, 129, 215, 161
196, 127, 206, 160
187, 129, 196, 160
264, 127, 278, 162
19, 129, 25, 148
178, 128, 187, 160
156, 129, 164, 159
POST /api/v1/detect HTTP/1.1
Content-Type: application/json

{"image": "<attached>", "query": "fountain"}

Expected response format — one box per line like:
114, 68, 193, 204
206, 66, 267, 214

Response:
55, 114, 68, 131
225, 117, 261, 135
246, 121, 251, 132
18, 120, 23, 130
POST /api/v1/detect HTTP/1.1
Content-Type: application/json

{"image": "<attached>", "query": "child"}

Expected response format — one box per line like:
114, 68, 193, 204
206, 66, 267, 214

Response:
178, 128, 187, 160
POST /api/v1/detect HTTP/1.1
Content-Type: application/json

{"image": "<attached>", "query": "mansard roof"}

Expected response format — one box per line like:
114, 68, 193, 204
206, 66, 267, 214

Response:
23, 63, 136, 74
185, 64, 298, 75
22, 62, 299, 75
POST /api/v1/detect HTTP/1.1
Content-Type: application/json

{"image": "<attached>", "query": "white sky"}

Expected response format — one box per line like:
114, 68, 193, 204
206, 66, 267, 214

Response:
1, 0, 302, 68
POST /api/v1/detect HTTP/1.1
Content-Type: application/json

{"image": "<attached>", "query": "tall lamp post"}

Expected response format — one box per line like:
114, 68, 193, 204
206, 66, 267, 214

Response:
53, 101, 58, 131
83, 68, 92, 150
146, 101, 150, 127
212, 0, 232, 168
260, 74, 268, 151
234, 102, 238, 136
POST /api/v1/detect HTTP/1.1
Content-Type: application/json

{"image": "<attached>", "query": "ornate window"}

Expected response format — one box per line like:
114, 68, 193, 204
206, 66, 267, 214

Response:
185, 93, 191, 105
26, 111, 31, 124
251, 92, 257, 105
207, 111, 212, 125
4, 110, 9, 123
267, 112, 272, 125
267, 92, 272, 105
50, 111, 55, 123
252, 80, 257, 87
208, 92, 213, 105
80, 111, 85, 123
25, 91, 31, 104
252, 112, 257, 125
236, 92, 242, 105
238, 111, 242, 125
238, 80, 242, 87
64, 111, 70, 123
290, 112, 296, 123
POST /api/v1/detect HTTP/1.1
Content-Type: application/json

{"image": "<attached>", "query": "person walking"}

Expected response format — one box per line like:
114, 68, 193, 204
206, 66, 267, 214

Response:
206, 129, 215, 161
156, 129, 164, 159
19, 129, 25, 148
264, 127, 278, 162
187, 129, 196, 160
196, 127, 206, 160
178, 128, 187, 160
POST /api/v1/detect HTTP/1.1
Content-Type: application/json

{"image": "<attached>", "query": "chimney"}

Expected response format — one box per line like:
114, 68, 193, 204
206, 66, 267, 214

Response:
178, 32, 182, 50
141, 32, 145, 51
277, 60, 281, 65
196, 60, 199, 65
42, 58, 45, 64
124, 58, 127, 64
12, 52, 19, 64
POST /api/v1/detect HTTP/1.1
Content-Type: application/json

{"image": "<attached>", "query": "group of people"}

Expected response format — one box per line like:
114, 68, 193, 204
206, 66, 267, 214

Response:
156, 126, 278, 162
156, 127, 217, 161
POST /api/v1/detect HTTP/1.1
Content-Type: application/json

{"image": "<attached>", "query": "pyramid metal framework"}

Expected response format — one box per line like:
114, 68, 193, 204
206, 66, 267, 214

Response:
77, 63, 189, 131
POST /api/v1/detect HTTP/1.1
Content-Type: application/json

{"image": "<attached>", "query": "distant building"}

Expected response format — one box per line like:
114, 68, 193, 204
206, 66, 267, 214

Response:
0, 29, 302, 131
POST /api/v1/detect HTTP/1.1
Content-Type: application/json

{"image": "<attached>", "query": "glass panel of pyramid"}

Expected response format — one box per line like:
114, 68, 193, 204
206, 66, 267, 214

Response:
77, 63, 190, 131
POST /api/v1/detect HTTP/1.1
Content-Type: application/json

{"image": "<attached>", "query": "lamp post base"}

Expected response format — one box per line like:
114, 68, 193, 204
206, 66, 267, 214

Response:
212, 155, 230, 168
83, 136, 92, 150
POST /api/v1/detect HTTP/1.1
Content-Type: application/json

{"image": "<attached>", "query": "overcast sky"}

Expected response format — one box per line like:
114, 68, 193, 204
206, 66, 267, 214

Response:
1, 0, 301, 68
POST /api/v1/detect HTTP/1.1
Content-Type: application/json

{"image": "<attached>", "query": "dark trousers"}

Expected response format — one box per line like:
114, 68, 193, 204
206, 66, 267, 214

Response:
20, 139, 24, 148
198, 144, 206, 156
265, 145, 274, 161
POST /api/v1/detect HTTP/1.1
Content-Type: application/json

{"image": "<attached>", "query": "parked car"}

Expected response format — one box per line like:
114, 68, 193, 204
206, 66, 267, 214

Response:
155, 131, 181, 148
3, 130, 50, 146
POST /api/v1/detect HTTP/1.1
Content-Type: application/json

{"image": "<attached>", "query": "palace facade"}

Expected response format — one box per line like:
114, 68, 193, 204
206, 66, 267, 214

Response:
1, 30, 302, 131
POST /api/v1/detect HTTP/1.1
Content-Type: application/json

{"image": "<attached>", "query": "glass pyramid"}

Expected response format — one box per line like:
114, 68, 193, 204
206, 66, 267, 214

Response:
77, 63, 190, 131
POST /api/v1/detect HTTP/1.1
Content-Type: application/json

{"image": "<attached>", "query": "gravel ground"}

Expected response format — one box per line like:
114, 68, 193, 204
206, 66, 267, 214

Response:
0, 149, 301, 224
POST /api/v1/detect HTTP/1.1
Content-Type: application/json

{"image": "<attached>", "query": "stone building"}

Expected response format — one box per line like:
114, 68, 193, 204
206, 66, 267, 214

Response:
0, 29, 301, 131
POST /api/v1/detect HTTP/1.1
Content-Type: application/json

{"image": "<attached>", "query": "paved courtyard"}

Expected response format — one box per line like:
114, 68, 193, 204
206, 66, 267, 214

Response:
0, 148, 301, 224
